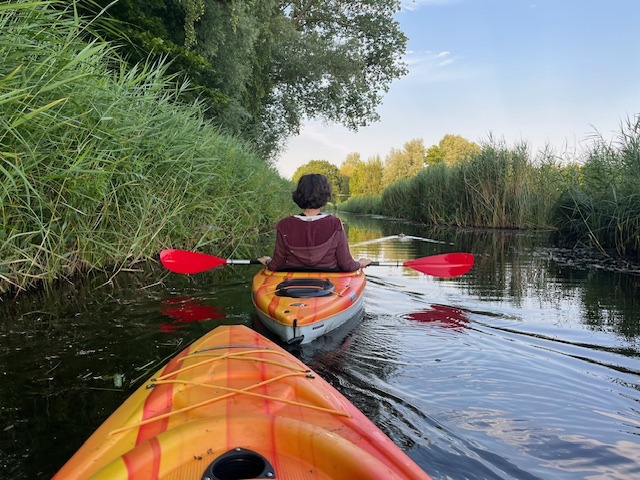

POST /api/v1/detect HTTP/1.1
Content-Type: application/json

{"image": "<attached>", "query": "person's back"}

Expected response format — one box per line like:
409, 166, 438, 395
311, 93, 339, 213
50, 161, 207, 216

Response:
258, 174, 370, 272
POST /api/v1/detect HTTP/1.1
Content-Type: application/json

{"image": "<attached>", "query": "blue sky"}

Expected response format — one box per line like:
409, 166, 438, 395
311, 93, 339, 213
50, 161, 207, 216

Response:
275, 0, 640, 179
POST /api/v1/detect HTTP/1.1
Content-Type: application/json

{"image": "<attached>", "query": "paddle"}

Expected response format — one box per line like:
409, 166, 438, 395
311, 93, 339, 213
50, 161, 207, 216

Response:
160, 249, 474, 278
369, 252, 474, 277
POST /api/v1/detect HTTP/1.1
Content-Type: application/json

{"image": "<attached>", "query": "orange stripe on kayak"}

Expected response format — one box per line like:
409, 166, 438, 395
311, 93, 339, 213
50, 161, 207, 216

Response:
267, 272, 293, 320
267, 294, 281, 319
136, 347, 190, 444
224, 327, 236, 452
123, 436, 161, 480
254, 329, 280, 474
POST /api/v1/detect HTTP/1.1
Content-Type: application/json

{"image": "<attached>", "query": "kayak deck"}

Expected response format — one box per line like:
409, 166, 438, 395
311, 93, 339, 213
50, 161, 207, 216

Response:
53, 325, 431, 480
251, 269, 366, 344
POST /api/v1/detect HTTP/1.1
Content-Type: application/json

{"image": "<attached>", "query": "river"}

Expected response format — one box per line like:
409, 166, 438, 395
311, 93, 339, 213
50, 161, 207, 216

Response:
1, 213, 639, 479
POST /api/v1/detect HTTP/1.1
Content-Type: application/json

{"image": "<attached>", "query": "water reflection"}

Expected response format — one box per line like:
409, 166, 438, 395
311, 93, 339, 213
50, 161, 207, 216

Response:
342, 212, 640, 342
159, 296, 225, 332
338, 213, 640, 478
1, 213, 640, 479
403, 305, 469, 329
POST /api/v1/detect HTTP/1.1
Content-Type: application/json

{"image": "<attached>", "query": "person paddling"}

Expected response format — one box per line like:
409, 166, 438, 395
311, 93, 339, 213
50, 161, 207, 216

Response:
258, 173, 371, 271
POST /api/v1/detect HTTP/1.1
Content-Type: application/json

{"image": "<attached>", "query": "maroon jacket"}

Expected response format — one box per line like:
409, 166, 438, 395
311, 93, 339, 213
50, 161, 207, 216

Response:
266, 214, 360, 272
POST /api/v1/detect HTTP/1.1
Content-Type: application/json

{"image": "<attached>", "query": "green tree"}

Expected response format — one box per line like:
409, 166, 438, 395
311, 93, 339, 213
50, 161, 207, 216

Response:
340, 152, 362, 180
382, 138, 426, 186
61, 0, 227, 110
438, 134, 482, 165
350, 156, 384, 197
292, 160, 349, 201
425, 144, 444, 165
67, 0, 408, 159
271, 1, 407, 135
194, 0, 275, 135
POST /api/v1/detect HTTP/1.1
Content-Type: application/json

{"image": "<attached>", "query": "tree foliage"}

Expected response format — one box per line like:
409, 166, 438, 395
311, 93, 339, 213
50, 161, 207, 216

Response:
350, 156, 384, 197
274, 1, 407, 130
292, 160, 349, 201
432, 134, 481, 166
426, 144, 444, 166
67, 0, 407, 159
340, 152, 362, 180
382, 138, 426, 186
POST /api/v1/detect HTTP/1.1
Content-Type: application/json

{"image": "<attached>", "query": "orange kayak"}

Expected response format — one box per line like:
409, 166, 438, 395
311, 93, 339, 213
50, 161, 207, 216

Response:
251, 269, 366, 345
53, 325, 431, 480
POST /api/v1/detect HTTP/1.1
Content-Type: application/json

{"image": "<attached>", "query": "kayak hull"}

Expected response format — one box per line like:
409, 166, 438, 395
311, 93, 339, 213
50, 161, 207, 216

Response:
251, 269, 366, 345
53, 325, 431, 480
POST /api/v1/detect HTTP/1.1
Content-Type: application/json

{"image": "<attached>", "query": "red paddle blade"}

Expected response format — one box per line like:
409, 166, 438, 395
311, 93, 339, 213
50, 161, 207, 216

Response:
160, 249, 227, 274
403, 252, 474, 278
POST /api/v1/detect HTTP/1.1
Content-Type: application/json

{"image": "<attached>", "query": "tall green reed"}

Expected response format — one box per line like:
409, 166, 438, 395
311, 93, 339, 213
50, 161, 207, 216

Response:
553, 116, 640, 256
0, 1, 291, 294
337, 195, 382, 215
377, 140, 564, 229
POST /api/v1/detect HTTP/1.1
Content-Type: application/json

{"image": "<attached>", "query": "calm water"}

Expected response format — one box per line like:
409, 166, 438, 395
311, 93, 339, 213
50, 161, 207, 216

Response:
1, 213, 639, 479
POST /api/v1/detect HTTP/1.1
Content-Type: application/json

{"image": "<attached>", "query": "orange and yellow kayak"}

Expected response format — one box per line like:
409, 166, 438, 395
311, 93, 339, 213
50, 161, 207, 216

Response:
53, 325, 431, 480
251, 269, 366, 345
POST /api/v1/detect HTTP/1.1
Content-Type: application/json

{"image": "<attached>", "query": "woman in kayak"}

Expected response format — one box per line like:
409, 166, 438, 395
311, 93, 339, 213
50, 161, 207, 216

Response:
258, 173, 371, 272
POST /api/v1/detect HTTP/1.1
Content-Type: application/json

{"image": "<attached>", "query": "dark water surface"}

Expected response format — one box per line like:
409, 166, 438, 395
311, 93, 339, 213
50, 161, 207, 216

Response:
1, 213, 639, 479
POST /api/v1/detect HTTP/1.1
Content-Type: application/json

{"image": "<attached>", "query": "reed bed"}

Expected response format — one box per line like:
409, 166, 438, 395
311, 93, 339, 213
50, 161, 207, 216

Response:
337, 195, 382, 215
374, 140, 565, 229
0, 1, 291, 294
341, 121, 640, 259
553, 116, 640, 256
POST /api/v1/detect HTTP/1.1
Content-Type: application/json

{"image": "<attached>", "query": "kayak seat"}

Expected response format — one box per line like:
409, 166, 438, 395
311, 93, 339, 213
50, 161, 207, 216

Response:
275, 278, 335, 298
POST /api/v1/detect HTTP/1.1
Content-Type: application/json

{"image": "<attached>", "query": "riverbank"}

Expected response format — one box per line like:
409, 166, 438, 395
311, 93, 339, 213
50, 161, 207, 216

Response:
0, 3, 292, 295
339, 116, 640, 261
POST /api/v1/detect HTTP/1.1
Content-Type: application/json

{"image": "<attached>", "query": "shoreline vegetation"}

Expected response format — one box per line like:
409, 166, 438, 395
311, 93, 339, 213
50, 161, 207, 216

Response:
339, 117, 640, 261
0, 3, 293, 295
1, 2, 638, 296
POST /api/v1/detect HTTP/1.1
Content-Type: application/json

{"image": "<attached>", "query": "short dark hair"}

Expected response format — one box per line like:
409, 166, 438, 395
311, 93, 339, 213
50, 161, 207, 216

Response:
292, 174, 332, 209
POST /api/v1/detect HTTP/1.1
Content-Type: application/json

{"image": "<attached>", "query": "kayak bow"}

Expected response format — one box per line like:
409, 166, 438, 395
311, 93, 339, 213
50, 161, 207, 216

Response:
53, 325, 431, 480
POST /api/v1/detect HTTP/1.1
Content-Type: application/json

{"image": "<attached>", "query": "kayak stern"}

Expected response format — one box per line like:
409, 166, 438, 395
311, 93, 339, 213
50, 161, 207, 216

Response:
251, 269, 366, 344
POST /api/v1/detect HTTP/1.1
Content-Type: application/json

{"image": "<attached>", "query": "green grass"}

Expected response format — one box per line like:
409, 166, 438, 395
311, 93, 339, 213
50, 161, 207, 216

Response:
0, 1, 292, 293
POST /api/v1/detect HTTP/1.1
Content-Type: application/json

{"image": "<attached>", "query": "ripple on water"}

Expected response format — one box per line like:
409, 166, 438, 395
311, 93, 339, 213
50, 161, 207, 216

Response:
308, 275, 640, 479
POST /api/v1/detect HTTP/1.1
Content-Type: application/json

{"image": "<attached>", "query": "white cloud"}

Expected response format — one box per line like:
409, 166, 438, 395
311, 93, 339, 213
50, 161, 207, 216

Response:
407, 49, 454, 65
401, 0, 460, 11
434, 51, 454, 66
403, 49, 466, 82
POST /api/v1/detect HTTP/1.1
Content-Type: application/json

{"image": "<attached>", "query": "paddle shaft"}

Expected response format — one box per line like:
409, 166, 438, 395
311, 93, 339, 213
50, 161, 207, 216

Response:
235, 260, 405, 266
160, 249, 474, 277
370, 261, 405, 267
232, 260, 410, 268
227, 259, 262, 265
